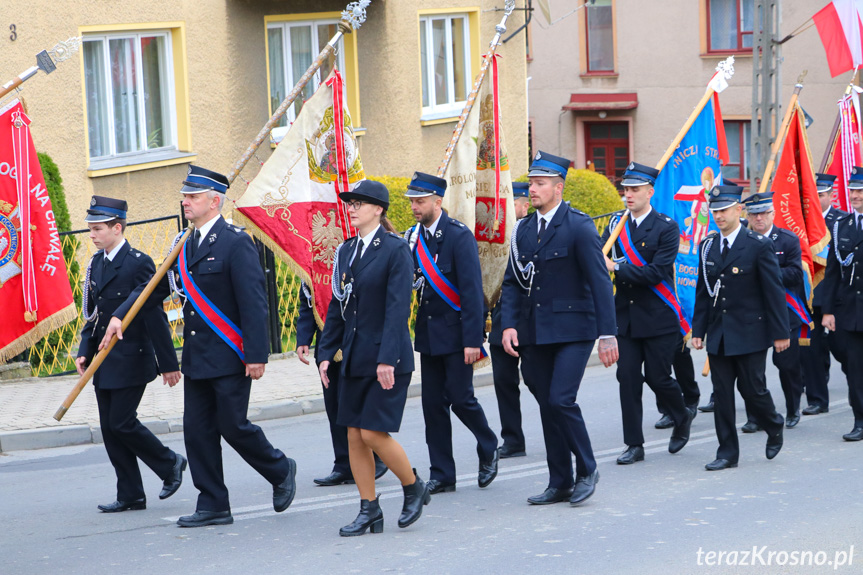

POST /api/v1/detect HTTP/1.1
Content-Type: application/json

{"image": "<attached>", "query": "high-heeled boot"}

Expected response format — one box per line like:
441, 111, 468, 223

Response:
398, 469, 431, 528
339, 496, 384, 537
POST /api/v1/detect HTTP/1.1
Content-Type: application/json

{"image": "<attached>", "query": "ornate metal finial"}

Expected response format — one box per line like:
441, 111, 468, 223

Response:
716, 55, 735, 80
48, 37, 81, 62
342, 0, 371, 30
496, 0, 516, 33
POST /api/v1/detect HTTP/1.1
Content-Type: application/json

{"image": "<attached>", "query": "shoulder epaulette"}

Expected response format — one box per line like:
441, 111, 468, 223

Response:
449, 219, 466, 228
229, 224, 246, 233
569, 207, 588, 217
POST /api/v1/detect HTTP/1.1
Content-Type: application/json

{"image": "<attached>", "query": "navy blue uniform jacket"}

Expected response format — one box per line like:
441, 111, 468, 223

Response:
601, 209, 681, 338
823, 211, 863, 332
78, 242, 179, 389
500, 203, 617, 345
766, 226, 807, 329
115, 217, 269, 379
413, 211, 484, 356
693, 229, 789, 356
317, 227, 415, 377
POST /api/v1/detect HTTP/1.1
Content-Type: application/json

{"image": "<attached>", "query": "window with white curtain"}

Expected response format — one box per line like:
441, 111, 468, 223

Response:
419, 13, 472, 121
267, 19, 346, 142
83, 32, 176, 161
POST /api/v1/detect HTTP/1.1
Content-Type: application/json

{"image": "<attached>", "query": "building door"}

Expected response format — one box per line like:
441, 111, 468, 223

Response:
585, 122, 629, 189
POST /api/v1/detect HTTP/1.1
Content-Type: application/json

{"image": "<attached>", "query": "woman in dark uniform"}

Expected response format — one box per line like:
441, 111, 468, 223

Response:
318, 179, 430, 537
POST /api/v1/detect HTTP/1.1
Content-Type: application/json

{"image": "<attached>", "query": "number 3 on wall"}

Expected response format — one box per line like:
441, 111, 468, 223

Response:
10, 24, 17, 41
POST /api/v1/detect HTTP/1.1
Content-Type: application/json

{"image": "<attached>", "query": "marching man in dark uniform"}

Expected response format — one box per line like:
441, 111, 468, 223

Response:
601, 162, 693, 465
406, 172, 499, 494
501, 151, 618, 505
692, 186, 788, 470
822, 167, 863, 442
76, 196, 185, 513
742, 192, 809, 430
102, 166, 297, 527
296, 283, 387, 486
489, 181, 532, 459
801, 173, 847, 415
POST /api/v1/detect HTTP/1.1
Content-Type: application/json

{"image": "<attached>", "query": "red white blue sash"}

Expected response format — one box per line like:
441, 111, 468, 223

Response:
178, 243, 245, 362
785, 290, 813, 340
416, 229, 461, 311
618, 221, 691, 337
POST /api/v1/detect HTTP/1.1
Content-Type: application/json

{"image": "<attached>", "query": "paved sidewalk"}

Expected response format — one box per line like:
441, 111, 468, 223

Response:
0, 352, 495, 452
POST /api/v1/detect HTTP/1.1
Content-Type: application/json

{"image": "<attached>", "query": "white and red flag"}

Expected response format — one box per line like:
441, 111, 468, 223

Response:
813, 0, 863, 77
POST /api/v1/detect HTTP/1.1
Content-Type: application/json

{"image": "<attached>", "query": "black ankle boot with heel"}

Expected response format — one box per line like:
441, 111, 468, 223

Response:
340, 496, 384, 537
398, 469, 431, 528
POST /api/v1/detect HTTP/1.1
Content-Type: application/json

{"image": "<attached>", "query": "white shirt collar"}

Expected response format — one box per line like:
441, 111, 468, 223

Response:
537, 200, 563, 231
195, 215, 222, 245
424, 212, 443, 237
720, 222, 743, 247
104, 238, 126, 261
632, 207, 652, 227
823, 206, 831, 218
356, 224, 381, 258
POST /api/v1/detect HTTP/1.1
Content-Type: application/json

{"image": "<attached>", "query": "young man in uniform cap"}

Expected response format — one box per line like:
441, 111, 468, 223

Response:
501, 151, 618, 505
691, 185, 788, 470
488, 181, 532, 459
740, 192, 808, 430
76, 196, 185, 513
601, 162, 693, 465
406, 172, 500, 494
102, 165, 297, 526
800, 173, 847, 415
822, 166, 863, 441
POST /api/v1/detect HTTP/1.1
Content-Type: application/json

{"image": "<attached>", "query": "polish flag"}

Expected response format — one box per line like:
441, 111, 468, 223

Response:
813, 0, 863, 77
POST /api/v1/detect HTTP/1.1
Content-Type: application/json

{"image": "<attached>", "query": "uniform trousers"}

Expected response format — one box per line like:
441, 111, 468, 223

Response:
95, 385, 176, 501
656, 339, 701, 416
490, 343, 529, 450
318, 359, 350, 475
617, 332, 689, 446
709, 347, 784, 463
421, 351, 498, 484
744, 333, 804, 421
800, 305, 848, 408
843, 331, 863, 428
520, 341, 596, 488
183, 373, 291, 511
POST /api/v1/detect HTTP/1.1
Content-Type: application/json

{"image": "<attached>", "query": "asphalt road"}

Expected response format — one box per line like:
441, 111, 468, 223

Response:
2, 351, 861, 575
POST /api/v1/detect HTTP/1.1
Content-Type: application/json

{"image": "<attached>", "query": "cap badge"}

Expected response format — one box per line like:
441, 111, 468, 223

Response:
535, 152, 542, 160
711, 188, 720, 197
90, 197, 97, 206
628, 162, 635, 170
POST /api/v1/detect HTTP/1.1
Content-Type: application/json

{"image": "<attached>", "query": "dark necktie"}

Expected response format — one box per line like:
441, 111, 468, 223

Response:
102, 256, 110, 272
631, 218, 638, 231
538, 218, 547, 242
190, 229, 200, 259
858, 216, 863, 233
351, 239, 364, 273
721, 238, 730, 258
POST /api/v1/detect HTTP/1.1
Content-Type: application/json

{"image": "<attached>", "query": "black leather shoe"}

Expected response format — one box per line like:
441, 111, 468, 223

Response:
654, 414, 674, 429
669, 410, 694, 454
705, 459, 737, 471
843, 427, 863, 441
374, 459, 388, 480
314, 470, 355, 486
398, 469, 431, 528
527, 486, 573, 505
785, 412, 801, 429
616, 445, 645, 465
427, 479, 456, 494
177, 510, 233, 527
686, 404, 699, 419
741, 421, 762, 433
698, 401, 715, 413
159, 453, 187, 500
802, 404, 829, 415
766, 428, 783, 460
340, 497, 384, 537
570, 470, 599, 506
478, 448, 499, 488
499, 444, 527, 458
273, 458, 297, 512
98, 499, 146, 513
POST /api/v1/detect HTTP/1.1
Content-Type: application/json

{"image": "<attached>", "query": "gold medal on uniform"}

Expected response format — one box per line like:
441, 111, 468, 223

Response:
732, 267, 739, 274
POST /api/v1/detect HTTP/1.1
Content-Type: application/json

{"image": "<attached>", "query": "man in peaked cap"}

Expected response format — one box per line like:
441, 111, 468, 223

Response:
501, 151, 618, 506
601, 162, 693, 466
102, 165, 297, 527
740, 192, 808, 431
691, 185, 788, 470
821, 166, 863, 441
406, 171, 500, 494
76, 196, 185, 513
801, 173, 847, 416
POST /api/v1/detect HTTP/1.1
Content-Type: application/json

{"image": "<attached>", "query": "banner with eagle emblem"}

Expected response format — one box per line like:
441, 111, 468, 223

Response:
441, 55, 514, 309
234, 70, 363, 327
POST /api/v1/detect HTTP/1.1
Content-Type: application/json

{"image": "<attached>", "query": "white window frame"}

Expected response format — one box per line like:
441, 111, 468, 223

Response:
83, 31, 178, 163
419, 13, 472, 122
267, 18, 346, 143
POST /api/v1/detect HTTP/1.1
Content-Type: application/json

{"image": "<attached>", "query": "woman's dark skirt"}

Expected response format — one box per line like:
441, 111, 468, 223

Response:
336, 372, 411, 432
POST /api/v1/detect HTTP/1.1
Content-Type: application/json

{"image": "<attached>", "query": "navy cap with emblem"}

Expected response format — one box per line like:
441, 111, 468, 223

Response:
621, 162, 659, 187
815, 173, 837, 194
528, 150, 570, 179
405, 172, 447, 198
181, 165, 230, 194
85, 195, 128, 223
744, 192, 775, 214
340, 179, 390, 209
708, 185, 744, 211
513, 181, 529, 198
849, 166, 863, 190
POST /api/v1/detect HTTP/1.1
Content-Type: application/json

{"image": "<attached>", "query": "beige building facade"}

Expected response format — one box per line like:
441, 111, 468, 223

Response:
528, 0, 850, 190
0, 1, 529, 222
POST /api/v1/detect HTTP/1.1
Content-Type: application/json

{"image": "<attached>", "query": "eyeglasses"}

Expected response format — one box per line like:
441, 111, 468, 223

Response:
749, 211, 774, 219
346, 200, 365, 211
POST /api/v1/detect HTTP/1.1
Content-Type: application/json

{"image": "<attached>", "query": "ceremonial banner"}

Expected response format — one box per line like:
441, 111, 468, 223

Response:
813, 0, 863, 77
824, 90, 863, 212
234, 70, 363, 327
0, 99, 76, 362
772, 104, 830, 298
651, 99, 724, 326
441, 55, 514, 308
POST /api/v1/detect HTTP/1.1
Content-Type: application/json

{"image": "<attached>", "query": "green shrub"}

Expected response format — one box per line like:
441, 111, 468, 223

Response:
514, 168, 624, 216
367, 175, 414, 233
